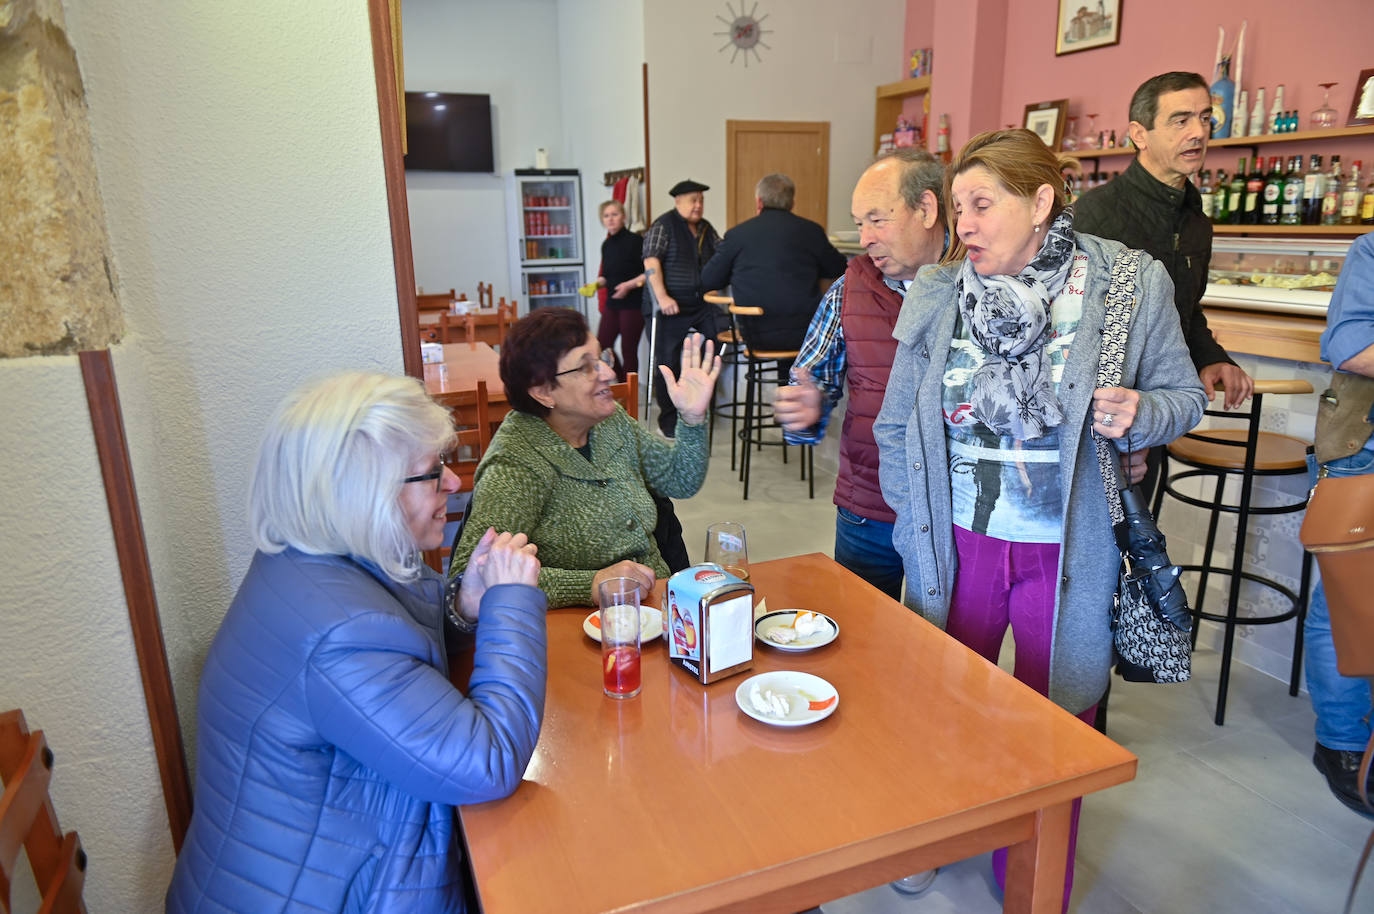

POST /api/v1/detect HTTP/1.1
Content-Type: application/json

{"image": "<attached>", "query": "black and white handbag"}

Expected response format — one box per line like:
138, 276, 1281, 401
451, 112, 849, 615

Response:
1092, 249, 1193, 684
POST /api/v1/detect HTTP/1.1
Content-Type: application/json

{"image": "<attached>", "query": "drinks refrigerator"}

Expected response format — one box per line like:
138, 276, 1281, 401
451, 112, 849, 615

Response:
507, 168, 586, 315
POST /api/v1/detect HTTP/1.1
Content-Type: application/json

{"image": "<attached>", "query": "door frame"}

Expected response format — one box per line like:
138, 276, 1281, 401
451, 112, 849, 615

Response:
368, 0, 421, 379
724, 119, 830, 229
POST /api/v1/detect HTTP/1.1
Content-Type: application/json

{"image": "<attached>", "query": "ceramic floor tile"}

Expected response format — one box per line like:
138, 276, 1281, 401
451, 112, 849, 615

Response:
1078, 748, 1359, 913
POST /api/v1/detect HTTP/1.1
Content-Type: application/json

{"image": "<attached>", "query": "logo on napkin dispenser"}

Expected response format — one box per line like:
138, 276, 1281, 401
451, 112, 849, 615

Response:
665, 564, 754, 684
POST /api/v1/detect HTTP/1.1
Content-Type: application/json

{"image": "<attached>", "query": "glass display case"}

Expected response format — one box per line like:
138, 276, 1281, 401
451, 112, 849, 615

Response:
1203, 236, 1354, 316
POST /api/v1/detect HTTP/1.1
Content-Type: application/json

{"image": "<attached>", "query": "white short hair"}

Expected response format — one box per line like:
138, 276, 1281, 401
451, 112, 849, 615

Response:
249, 372, 455, 582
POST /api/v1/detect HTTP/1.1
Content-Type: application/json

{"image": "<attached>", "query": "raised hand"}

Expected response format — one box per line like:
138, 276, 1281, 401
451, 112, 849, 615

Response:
658, 333, 722, 426
773, 365, 822, 432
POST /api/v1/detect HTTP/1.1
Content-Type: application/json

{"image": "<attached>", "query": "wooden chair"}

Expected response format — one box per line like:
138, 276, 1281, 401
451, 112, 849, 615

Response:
417, 288, 457, 313
609, 372, 638, 420
424, 381, 495, 574
477, 282, 493, 309
1, 710, 86, 914
496, 300, 519, 348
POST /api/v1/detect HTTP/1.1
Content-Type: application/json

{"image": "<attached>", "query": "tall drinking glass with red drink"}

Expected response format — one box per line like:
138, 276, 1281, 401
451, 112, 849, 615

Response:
598, 578, 642, 699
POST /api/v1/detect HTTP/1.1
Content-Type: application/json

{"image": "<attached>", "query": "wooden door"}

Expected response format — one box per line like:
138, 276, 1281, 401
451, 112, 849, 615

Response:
725, 120, 830, 230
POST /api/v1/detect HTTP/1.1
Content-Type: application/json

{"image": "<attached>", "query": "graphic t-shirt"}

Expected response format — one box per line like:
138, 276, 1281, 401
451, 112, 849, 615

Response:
943, 251, 1088, 543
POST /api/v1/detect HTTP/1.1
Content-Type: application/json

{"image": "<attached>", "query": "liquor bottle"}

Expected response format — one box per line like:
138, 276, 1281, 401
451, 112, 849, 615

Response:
1261, 157, 1283, 224
1210, 57, 1235, 138
936, 114, 951, 163
1280, 156, 1304, 225
1213, 169, 1231, 223
1248, 88, 1266, 139
1340, 161, 1363, 225
1363, 173, 1374, 225
1322, 156, 1343, 226
1243, 156, 1265, 224
1269, 85, 1285, 135
1226, 159, 1247, 224
1198, 170, 1215, 220
1302, 155, 1326, 225
1234, 89, 1249, 137
1107, 129, 1117, 148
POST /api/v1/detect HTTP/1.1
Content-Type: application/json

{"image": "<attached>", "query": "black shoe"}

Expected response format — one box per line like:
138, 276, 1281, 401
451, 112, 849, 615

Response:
1313, 742, 1374, 819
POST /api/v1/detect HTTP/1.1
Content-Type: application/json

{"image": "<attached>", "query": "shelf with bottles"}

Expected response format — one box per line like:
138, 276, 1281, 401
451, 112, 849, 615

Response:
873, 74, 932, 155
1212, 224, 1371, 236
1210, 124, 1374, 149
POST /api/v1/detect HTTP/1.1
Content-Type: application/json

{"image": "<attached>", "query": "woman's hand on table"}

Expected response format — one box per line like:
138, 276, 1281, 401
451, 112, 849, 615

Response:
591, 561, 656, 605
458, 528, 541, 622
659, 332, 722, 426
1091, 386, 1140, 440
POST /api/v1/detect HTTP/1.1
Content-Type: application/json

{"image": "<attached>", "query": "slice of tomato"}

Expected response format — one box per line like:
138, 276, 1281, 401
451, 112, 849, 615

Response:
807, 695, 836, 711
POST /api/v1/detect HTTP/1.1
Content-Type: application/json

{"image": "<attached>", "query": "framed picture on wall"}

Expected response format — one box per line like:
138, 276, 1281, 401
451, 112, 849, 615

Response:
1348, 69, 1374, 127
1056, 0, 1122, 55
1024, 99, 1070, 150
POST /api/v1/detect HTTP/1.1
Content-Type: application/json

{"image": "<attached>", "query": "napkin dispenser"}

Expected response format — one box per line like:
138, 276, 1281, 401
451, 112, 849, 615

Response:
420, 342, 444, 364
665, 564, 754, 684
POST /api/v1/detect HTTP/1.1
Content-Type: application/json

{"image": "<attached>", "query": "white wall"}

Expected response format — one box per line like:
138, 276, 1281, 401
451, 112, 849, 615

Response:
0, 0, 403, 907
402, 0, 567, 301
643, 0, 906, 234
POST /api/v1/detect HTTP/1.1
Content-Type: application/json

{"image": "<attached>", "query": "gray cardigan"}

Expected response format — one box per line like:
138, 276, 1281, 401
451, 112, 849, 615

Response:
874, 232, 1206, 713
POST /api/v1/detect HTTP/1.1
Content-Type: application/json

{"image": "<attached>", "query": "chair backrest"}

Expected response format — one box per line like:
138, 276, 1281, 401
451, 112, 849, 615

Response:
477, 282, 493, 309
0, 710, 86, 914
424, 381, 494, 574
417, 288, 457, 313
610, 372, 639, 420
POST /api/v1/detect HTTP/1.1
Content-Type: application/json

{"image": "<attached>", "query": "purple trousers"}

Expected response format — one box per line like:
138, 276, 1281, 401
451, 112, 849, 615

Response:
947, 525, 1097, 914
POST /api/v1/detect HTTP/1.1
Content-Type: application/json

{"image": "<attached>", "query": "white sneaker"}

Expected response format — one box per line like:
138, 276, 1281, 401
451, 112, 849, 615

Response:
890, 868, 938, 896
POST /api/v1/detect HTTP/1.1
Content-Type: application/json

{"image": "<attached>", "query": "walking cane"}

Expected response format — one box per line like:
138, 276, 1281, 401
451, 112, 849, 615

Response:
644, 285, 660, 425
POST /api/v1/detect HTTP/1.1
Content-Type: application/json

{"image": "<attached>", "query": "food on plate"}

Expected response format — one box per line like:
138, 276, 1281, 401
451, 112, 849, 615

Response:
765, 626, 798, 645
748, 681, 791, 718
791, 611, 827, 637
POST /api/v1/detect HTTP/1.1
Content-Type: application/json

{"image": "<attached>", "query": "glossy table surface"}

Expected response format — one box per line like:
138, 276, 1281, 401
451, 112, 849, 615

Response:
458, 554, 1137, 913
422, 342, 505, 404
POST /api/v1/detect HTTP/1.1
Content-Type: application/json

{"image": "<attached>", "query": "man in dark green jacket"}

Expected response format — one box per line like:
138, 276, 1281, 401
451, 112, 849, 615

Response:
1076, 71, 1254, 499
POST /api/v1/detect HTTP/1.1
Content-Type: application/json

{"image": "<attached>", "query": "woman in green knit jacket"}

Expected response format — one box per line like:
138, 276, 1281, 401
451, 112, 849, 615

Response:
452, 308, 720, 607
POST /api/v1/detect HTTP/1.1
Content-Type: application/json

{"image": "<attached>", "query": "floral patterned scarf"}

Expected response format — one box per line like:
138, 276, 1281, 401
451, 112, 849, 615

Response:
954, 208, 1076, 440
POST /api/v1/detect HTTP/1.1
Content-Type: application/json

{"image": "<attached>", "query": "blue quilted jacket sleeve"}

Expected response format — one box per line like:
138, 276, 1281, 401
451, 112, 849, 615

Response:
305, 583, 548, 806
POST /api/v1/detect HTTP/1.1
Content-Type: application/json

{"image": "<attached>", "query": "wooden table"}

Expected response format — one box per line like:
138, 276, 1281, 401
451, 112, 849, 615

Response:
421, 308, 507, 347
423, 342, 505, 408
458, 553, 1137, 914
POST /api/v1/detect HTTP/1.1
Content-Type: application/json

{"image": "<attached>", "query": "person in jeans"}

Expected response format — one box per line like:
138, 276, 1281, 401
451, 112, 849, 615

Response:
773, 148, 948, 602
1307, 232, 1374, 818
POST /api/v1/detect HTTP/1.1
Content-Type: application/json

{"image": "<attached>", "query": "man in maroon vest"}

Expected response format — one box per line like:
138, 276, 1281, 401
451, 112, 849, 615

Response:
773, 148, 947, 602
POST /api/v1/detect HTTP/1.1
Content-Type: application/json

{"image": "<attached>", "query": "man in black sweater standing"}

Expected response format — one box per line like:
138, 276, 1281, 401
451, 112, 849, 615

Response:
1076, 71, 1254, 500
700, 173, 848, 358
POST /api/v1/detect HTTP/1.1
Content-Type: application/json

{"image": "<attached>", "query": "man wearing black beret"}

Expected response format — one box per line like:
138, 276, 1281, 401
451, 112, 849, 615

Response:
642, 178, 726, 436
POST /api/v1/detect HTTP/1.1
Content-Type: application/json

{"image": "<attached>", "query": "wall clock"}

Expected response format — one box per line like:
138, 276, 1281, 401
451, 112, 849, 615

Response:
714, 2, 769, 67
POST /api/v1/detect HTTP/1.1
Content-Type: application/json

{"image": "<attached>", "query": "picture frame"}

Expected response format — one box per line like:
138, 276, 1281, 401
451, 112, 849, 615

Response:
1056, 0, 1122, 55
1024, 99, 1070, 151
1348, 68, 1374, 127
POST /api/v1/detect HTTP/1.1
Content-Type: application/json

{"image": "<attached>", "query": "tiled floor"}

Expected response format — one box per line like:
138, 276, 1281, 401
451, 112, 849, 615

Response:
673, 414, 1373, 914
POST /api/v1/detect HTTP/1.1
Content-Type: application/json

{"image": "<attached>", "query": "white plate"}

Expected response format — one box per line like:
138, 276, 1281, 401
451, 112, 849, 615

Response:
582, 607, 664, 644
754, 610, 839, 652
734, 671, 839, 727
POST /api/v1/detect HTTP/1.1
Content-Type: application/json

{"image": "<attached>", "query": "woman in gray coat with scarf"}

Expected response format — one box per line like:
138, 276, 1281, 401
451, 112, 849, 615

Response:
874, 129, 1205, 912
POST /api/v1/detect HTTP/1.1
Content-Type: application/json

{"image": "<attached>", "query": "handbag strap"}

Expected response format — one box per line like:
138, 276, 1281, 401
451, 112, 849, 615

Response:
1092, 248, 1146, 527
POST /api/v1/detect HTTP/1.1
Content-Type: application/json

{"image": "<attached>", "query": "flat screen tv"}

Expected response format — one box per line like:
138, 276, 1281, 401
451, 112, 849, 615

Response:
404, 92, 494, 173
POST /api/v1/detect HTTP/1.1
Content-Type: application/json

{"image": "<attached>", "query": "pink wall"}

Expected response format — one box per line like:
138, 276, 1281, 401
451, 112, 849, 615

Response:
898, 0, 1374, 163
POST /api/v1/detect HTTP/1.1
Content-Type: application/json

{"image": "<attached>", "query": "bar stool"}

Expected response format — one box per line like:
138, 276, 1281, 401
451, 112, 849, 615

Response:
1154, 378, 1315, 725
727, 303, 815, 501
703, 292, 749, 469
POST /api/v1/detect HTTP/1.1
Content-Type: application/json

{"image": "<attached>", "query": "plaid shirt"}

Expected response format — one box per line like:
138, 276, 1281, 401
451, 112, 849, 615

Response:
783, 274, 910, 445
641, 217, 720, 261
